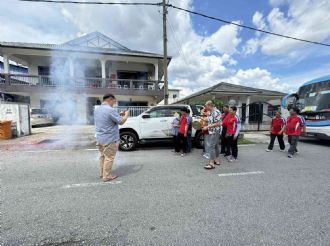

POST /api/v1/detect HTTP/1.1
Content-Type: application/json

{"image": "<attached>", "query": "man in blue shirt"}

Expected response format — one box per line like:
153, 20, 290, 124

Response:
94, 94, 129, 182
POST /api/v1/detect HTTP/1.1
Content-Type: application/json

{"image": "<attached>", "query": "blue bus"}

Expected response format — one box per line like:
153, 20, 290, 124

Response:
282, 75, 330, 140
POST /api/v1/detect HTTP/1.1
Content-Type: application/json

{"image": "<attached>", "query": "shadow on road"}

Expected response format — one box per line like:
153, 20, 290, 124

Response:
114, 164, 143, 177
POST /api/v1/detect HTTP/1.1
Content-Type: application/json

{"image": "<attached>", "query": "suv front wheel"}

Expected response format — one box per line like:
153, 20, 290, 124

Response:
119, 131, 138, 151
194, 131, 204, 149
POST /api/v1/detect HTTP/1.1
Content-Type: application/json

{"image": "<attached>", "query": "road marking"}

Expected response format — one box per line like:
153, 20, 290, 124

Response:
238, 144, 256, 147
25, 150, 61, 153
62, 181, 122, 189
24, 149, 98, 153
218, 171, 264, 177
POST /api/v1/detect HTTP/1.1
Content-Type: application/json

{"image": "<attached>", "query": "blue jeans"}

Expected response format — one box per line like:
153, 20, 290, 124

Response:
208, 133, 220, 160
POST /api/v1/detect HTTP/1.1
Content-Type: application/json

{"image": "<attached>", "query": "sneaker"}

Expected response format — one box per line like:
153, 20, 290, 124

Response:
295, 151, 299, 154
181, 153, 186, 157
229, 156, 236, 162
226, 155, 232, 161
288, 154, 293, 158
279, 149, 285, 152
265, 149, 272, 152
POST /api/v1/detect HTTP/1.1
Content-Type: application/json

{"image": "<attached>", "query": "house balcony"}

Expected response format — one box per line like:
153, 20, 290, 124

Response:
0, 73, 164, 96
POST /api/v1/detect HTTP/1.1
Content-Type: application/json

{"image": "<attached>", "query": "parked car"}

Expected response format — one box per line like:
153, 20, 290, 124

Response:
119, 104, 204, 151
30, 108, 55, 127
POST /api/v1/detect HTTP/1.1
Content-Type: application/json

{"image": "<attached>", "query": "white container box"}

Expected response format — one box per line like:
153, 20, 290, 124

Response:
0, 102, 31, 137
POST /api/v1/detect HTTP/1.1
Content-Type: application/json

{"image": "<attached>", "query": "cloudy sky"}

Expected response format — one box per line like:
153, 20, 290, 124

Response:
1, 0, 330, 97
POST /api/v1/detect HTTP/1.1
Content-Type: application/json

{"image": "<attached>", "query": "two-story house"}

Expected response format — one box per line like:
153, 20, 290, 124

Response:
0, 31, 170, 123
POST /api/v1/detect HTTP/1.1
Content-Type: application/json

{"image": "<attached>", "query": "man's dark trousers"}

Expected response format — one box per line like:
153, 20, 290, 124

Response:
288, 135, 299, 155
178, 133, 187, 153
220, 127, 230, 156
268, 134, 285, 150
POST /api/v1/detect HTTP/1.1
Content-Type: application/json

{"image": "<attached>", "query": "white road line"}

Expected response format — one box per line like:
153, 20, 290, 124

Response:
25, 150, 61, 153
218, 171, 264, 177
62, 181, 122, 189
24, 149, 98, 153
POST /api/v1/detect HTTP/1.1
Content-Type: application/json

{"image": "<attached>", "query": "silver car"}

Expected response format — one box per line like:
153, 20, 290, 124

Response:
30, 108, 54, 127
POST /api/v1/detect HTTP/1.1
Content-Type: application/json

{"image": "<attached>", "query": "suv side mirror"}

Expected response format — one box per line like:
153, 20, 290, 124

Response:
142, 114, 150, 119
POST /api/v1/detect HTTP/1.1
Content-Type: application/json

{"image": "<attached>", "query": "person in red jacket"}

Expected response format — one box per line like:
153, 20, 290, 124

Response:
220, 105, 230, 156
225, 106, 241, 162
284, 107, 306, 158
266, 111, 286, 152
178, 108, 189, 156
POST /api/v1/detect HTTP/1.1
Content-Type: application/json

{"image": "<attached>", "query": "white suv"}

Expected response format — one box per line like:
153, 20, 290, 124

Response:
119, 105, 203, 151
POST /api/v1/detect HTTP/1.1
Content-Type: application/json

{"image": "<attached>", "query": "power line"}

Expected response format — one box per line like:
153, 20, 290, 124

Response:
168, 17, 195, 77
167, 4, 330, 47
19, 0, 162, 6
19, 0, 330, 47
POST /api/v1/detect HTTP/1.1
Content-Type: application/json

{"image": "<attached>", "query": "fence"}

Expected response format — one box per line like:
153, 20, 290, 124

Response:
115, 106, 150, 117
1, 73, 161, 91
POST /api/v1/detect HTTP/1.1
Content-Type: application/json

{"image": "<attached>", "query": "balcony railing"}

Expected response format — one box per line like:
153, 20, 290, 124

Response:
0, 73, 162, 91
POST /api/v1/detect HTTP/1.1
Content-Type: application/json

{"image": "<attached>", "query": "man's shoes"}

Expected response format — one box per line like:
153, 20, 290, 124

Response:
227, 156, 236, 162
102, 176, 118, 182
265, 149, 272, 152
279, 149, 285, 152
287, 154, 293, 158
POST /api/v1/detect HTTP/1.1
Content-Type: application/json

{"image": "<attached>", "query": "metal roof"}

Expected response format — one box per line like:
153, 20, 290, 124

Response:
176, 82, 286, 103
0, 31, 169, 59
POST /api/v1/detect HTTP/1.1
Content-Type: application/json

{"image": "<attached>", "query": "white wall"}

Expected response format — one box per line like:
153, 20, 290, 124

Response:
158, 90, 180, 105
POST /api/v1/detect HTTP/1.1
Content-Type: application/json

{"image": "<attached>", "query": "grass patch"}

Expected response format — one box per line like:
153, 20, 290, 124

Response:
238, 138, 256, 145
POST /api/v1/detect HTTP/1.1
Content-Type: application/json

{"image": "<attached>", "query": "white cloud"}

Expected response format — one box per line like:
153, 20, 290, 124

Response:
227, 67, 292, 92
252, 11, 266, 33
0, 0, 291, 98
243, 38, 260, 55
202, 22, 242, 55
244, 0, 330, 57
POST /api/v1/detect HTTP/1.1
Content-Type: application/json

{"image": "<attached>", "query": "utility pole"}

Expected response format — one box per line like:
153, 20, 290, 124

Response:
163, 0, 169, 105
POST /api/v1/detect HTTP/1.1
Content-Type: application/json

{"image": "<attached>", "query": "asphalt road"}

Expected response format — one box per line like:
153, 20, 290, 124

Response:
1, 141, 330, 246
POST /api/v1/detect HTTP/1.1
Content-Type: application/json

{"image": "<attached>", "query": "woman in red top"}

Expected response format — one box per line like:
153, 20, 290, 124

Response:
266, 111, 286, 152
225, 106, 241, 161
284, 107, 306, 158
220, 105, 230, 156
177, 108, 189, 156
